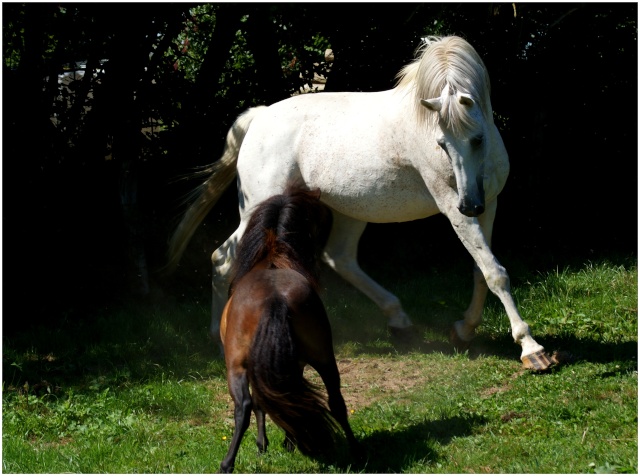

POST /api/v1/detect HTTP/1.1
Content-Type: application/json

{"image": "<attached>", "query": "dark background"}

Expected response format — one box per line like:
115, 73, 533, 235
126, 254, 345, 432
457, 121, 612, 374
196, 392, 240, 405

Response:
3, 3, 637, 333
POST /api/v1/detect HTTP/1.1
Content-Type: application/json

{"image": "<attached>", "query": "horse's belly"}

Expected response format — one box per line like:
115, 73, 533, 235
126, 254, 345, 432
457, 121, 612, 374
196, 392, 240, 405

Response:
307, 169, 440, 223
323, 192, 439, 223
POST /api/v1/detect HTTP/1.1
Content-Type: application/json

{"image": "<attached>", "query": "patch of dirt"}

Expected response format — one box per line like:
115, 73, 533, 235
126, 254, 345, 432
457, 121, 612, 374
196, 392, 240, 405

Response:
305, 357, 434, 411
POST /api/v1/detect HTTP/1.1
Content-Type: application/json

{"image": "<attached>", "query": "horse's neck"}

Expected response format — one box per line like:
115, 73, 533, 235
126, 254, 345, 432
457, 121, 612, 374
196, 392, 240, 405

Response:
389, 87, 432, 135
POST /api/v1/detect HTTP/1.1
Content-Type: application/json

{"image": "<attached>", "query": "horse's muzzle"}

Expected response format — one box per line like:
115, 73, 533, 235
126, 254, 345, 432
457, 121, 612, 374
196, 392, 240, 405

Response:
458, 178, 485, 217
458, 202, 485, 217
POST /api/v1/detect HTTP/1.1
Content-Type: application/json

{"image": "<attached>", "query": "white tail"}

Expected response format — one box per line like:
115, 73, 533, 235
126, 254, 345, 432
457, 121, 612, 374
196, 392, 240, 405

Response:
166, 106, 267, 272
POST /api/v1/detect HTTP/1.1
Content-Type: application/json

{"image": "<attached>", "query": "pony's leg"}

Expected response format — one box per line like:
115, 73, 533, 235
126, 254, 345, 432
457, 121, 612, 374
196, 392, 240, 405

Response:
253, 404, 269, 453
220, 370, 252, 473
444, 200, 552, 370
322, 211, 412, 329
314, 359, 360, 452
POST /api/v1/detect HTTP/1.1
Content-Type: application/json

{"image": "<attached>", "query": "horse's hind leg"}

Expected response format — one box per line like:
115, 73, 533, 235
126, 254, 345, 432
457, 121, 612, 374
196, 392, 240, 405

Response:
322, 211, 412, 329
450, 265, 488, 350
444, 200, 552, 370
210, 223, 247, 349
220, 370, 252, 473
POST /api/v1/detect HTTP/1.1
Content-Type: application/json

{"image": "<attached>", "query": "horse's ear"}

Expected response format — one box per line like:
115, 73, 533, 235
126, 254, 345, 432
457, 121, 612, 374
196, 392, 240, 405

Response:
458, 94, 474, 107
420, 98, 442, 112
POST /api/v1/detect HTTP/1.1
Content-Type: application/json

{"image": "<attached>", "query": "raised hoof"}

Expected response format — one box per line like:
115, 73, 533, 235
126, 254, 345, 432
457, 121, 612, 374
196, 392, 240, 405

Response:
449, 326, 472, 351
521, 349, 554, 371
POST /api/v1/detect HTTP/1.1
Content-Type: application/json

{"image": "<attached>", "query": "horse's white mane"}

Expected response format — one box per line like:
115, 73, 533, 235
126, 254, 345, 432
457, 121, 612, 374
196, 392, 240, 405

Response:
396, 35, 493, 133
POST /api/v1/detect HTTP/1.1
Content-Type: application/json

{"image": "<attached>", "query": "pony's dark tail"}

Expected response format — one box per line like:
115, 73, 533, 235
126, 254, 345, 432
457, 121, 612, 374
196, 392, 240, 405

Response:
247, 298, 342, 458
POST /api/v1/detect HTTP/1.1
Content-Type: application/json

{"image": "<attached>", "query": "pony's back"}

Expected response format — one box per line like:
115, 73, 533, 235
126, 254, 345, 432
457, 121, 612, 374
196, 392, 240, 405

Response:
229, 187, 332, 295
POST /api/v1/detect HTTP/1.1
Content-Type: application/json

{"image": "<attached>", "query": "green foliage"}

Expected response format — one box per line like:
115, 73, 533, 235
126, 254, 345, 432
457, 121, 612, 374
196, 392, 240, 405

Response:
165, 4, 217, 82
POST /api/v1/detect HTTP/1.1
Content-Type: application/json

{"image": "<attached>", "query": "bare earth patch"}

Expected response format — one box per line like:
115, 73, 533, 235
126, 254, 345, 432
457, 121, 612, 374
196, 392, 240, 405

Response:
304, 356, 433, 411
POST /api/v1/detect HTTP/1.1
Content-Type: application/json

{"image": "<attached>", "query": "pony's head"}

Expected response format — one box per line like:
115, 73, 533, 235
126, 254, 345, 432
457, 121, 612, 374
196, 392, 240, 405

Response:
397, 35, 493, 217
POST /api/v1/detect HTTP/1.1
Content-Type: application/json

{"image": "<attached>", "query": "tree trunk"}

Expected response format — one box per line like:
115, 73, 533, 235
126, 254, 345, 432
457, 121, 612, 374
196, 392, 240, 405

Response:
244, 7, 289, 104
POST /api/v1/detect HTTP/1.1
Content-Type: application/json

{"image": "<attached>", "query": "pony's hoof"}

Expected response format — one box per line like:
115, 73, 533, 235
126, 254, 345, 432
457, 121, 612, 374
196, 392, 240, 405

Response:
521, 349, 554, 371
449, 326, 472, 351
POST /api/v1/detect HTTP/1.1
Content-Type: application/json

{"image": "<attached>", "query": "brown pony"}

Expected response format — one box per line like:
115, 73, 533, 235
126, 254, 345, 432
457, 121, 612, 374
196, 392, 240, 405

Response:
218, 187, 359, 473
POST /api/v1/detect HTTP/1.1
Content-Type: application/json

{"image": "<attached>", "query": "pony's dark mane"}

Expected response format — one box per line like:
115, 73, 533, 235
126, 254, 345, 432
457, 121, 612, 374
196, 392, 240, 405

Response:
229, 188, 332, 295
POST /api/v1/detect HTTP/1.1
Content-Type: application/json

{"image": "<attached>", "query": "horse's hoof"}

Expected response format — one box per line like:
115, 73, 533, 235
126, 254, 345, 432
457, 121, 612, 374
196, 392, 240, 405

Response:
521, 349, 554, 371
449, 326, 472, 351
388, 325, 414, 338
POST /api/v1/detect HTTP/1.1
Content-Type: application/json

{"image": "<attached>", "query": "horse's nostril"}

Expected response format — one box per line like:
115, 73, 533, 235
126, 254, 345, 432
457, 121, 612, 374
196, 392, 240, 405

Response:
459, 203, 485, 217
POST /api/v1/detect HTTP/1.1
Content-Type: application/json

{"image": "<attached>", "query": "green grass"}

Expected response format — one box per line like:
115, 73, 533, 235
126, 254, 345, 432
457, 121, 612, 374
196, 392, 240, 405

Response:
3, 256, 637, 473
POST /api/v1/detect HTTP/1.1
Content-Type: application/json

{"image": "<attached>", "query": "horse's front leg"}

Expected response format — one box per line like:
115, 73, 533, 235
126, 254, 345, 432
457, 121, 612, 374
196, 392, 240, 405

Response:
444, 200, 552, 370
322, 211, 412, 330
451, 200, 496, 346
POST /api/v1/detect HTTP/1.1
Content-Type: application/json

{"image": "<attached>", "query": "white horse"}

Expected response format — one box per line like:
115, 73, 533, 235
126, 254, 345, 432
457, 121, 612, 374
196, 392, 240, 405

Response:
169, 36, 553, 371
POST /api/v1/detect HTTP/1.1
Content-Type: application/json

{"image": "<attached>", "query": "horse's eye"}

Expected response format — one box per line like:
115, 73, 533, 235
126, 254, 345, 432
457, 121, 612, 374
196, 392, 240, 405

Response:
470, 135, 483, 148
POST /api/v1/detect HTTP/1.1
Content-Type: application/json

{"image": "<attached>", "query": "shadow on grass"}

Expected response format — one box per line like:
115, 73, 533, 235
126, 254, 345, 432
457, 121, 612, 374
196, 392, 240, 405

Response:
321, 413, 487, 473
2, 298, 225, 393
334, 319, 637, 371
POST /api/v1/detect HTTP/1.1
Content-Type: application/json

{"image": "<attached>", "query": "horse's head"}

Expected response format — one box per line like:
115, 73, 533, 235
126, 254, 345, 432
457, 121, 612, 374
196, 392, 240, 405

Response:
398, 36, 493, 218
421, 83, 488, 217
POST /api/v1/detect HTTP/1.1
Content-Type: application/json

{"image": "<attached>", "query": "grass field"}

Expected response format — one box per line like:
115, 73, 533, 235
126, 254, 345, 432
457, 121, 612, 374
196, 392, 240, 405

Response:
2, 253, 637, 473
